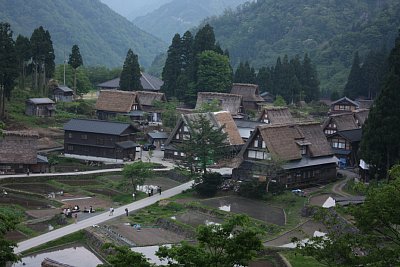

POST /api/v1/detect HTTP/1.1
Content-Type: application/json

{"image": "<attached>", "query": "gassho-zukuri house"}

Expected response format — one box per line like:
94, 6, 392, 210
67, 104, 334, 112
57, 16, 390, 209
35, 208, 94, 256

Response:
233, 122, 337, 188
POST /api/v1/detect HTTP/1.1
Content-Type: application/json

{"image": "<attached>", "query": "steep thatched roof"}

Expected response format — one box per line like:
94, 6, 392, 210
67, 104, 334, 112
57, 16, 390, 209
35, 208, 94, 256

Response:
323, 113, 359, 132
353, 109, 369, 126
166, 111, 244, 146
230, 83, 264, 102
241, 122, 332, 161
195, 92, 243, 115
136, 91, 166, 106
95, 90, 139, 113
258, 106, 294, 124
0, 131, 38, 164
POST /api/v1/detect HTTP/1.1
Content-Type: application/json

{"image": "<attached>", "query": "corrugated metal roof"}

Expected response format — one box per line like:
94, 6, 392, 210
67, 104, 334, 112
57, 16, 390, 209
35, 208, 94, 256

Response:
96, 72, 163, 91
148, 131, 169, 139
64, 119, 134, 135
56, 86, 73, 92
27, 98, 55, 104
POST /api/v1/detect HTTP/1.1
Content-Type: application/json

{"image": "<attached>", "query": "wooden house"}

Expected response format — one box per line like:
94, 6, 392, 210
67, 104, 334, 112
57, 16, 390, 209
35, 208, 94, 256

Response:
147, 131, 169, 148
195, 92, 244, 117
0, 131, 48, 174
53, 86, 74, 102
136, 91, 166, 123
230, 83, 265, 111
164, 111, 244, 160
353, 109, 369, 128
95, 90, 141, 120
233, 122, 337, 188
327, 129, 362, 167
329, 97, 359, 114
63, 119, 139, 163
25, 98, 55, 117
234, 119, 266, 142
257, 107, 294, 124
322, 113, 359, 136
96, 72, 163, 92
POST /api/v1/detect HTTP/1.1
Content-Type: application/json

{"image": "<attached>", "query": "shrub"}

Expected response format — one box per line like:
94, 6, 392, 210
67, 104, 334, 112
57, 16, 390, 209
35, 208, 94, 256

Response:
195, 172, 223, 197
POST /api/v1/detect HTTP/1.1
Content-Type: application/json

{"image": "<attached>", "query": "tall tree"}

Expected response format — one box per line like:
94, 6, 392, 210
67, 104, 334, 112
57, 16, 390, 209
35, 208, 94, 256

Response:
0, 23, 18, 119
119, 49, 142, 91
343, 51, 362, 99
30, 26, 55, 94
122, 161, 153, 193
301, 53, 320, 102
0, 206, 24, 266
195, 50, 232, 101
193, 24, 216, 55
361, 49, 388, 99
257, 66, 272, 93
99, 243, 153, 267
15, 34, 31, 89
178, 113, 228, 174
234, 61, 256, 84
157, 215, 263, 267
161, 34, 182, 98
360, 31, 400, 179
68, 44, 83, 95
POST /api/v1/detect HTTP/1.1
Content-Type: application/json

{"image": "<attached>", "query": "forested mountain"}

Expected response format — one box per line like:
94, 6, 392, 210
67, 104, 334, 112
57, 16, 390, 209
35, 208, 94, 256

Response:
0, 0, 166, 68
203, 0, 400, 94
133, 0, 249, 42
100, 0, 171, 20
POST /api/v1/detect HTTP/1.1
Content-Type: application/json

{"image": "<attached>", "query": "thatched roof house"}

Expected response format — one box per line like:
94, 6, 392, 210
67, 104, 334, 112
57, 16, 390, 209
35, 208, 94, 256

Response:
234, 122, 336, 187
322, 113, 359, 135
195, 92, 243, 116
164, 111, 244, 160
258, 106, 294, 124
136, 91, 166, 109
0, 131, 48, 174
230, 83, 265, 110
353, 109, 369, 127
95, 90, 141, 120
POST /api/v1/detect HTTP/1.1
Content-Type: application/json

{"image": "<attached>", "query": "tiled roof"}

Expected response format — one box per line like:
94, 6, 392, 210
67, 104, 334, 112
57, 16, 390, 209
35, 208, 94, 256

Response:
64, 119, 134, 135
96, 72, 163, 91
148, 131, 169, 139
334, 129, 363, 142
95, 90, 138, 113
330, 96, 359, 107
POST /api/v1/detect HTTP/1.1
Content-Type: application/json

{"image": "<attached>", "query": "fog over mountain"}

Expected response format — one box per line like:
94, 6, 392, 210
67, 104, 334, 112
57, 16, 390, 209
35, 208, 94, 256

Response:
100, 0, 172, 20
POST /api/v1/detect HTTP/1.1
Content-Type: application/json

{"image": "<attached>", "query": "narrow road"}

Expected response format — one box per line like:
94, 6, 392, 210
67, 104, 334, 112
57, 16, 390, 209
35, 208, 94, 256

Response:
14, 180, 194, 254
331, 169, 359, 197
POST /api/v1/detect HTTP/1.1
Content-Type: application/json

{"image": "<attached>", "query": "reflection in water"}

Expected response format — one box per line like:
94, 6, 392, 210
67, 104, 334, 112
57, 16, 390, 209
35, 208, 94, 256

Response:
132, 244, 171, 265
13, 246, 102, 267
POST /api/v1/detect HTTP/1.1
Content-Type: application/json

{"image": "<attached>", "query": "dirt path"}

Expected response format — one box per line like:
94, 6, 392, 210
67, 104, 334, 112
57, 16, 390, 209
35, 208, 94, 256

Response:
332, 169, 359, 197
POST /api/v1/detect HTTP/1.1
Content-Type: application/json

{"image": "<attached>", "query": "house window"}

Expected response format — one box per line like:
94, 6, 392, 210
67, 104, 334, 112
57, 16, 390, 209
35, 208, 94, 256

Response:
332, 138, 346, 149
174, 151, 178, 156
181, 152, 186, 157
68, 145, 74, 151
96, 138, 104, 145
175, 133, 180, 140
325, 129, 336, 135
183, 126, 189, 132
248, 150, 270, 160
68, 133, 72, 138
300, 145, 307, 155
81, 134, 88, 140
132, 104, 138, 110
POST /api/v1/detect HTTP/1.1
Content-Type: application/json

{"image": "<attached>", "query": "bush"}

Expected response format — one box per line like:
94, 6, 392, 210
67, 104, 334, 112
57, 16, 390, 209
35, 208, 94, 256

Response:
195, 172, 223, 197
238, 180, 266, 199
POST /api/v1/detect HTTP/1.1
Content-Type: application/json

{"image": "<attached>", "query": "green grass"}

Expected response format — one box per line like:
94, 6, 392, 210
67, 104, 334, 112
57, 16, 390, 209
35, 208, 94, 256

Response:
281, 251, 326, 267
21, 230, 86, 256
130, 201, 186, 225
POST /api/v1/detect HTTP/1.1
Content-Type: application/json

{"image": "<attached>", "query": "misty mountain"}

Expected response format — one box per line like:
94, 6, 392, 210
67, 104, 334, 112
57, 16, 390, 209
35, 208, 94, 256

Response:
133, 0, 249, 42
0, 0, 167, 68
100, 0, 172, 20
203, 0, 400, 93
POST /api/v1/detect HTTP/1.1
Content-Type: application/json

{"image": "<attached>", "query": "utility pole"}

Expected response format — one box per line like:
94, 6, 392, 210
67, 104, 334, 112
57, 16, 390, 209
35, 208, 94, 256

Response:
63, 53, 66, 85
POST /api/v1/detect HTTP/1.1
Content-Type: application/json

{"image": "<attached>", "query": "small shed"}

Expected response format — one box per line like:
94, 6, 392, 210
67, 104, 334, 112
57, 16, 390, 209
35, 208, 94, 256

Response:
53, 86, 74, 102
147, 131, 169, 148
25, 98, 55, 117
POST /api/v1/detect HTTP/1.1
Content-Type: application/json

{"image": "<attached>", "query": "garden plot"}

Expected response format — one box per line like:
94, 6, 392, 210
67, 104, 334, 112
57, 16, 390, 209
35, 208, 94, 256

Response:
3, 183, 61, 195
58, 179, 103, 186
143, 176, 182, 191
175, 210, 224, 228
0, 192, 51, 209
201, 196, 286, 226
88, 188, 122, 197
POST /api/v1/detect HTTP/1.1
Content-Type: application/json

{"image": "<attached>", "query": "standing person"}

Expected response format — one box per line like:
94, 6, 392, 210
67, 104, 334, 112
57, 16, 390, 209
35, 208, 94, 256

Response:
132, 192, 136, 201
26, 168, 30, 176
150, 188, 154, 196
109, 207, 114, 216
158, 186, 162, 195
74, 213, 78, 223
125, 208, 129, 216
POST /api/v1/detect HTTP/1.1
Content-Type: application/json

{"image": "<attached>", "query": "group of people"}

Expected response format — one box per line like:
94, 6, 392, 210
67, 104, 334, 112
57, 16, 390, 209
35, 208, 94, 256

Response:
147, 186, 162, 197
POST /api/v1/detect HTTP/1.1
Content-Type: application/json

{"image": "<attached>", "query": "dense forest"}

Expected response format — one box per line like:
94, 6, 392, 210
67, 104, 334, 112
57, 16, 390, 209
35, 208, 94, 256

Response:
0, 0, 166, 68
133, 0, 248, 42
202, 0, 400, 94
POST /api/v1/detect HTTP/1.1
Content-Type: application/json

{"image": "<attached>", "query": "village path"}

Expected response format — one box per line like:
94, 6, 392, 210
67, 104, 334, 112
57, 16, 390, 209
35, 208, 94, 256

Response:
331, 169, 359, 197
14, 180, 194, 254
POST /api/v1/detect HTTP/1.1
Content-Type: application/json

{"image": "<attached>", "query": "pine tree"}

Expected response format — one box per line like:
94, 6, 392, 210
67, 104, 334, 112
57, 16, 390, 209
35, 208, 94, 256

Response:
0, 23, 18, 119
234, 61, 256, 83
193, 24, 216, 54
301, 53, 320, 102
343, 51, 362, 99
119, 49, 142, 91
15, 34, 31, 89
361, 49, 388, 99
161, 34, 182, 98
360, 31, 400, 178
256, 66, 272, 92
68, 44, 83, 95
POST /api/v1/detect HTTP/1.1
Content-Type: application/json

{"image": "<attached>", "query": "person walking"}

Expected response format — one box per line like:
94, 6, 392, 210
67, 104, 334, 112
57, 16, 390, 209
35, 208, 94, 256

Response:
158, 186, 162, 195
125, 208, 129, 216
74, 213, 78, 223
109, 207, 114, 216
